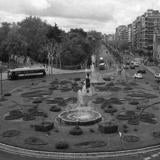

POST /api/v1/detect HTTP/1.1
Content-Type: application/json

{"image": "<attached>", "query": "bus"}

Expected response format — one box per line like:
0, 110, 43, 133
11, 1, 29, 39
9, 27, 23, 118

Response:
7, 67, 46, 80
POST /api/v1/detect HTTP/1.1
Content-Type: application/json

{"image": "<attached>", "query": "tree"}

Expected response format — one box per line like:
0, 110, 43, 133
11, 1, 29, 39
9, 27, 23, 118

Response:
18, 16, 49, 62
0, 22, 11, 61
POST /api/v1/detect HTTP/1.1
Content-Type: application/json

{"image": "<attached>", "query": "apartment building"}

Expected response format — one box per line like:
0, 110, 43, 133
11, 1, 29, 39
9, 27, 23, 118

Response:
130, 9, 160, 57
153, 18, 160, 60
115, 25, 128, 42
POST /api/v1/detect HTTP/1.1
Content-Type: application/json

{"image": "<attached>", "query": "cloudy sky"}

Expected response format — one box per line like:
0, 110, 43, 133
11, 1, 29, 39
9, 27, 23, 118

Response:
0, 0, 160, 34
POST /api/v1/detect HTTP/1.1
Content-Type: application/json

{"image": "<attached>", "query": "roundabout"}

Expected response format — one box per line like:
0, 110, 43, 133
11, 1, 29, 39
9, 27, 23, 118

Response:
1, 69, 160, 159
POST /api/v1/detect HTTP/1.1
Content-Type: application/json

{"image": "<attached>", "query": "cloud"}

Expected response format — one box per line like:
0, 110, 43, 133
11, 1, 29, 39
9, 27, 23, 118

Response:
0, 0, 160, 33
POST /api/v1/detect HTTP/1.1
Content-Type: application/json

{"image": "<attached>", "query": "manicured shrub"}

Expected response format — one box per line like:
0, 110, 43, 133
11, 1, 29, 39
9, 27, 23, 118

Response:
2, 130, 20, 137
50, 105, 61, 112
69, 126, 83, 135
23, 114, 36, 121
74, 78, 81, 81
93, 97, 105, 104
65, 97, 77, 104
32, 99, 42, 104
103, 77, 111, 81
104, 105, 117, 113
55, 141, 69, 149
123, 135, 140, 142
98, 120, 118, 134
153, 131, 160, 138
128, 118, 139, 125
4, 93, 11, 96
24, 137, 48, 145
34, 122, 54, 132
129, 101, 139, 105
89, 128, 95, 133
5, 110, 23, 120
134, 128, 138, 132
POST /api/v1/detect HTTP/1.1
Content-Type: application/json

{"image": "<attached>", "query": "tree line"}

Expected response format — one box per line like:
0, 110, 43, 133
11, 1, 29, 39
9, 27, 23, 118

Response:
0, 16, 103, 69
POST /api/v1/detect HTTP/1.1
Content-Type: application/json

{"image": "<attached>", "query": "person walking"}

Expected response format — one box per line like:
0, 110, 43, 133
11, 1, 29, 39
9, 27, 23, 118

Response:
85, 73, 90, 93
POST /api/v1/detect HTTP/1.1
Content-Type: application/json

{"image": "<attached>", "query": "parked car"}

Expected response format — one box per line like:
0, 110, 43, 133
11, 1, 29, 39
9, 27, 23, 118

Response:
155, 72, 160, 79
137, 69, 146, 74
134, 73, 143, 79
130, 64, 135, 69
123, 64, 129, 69
133, 61, 140, 67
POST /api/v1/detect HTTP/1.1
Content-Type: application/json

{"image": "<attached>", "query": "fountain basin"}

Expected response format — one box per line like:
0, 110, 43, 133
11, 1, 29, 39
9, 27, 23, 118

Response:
58, 109, 102, 126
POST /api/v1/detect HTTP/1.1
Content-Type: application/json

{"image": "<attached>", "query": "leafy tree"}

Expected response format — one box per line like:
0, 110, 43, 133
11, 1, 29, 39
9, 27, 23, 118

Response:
0, 22, 11, 61
18, 16, 49, 62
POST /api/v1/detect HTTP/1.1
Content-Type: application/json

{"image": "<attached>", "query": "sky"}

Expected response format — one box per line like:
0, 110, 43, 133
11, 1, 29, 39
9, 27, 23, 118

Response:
0, 0, 160, 34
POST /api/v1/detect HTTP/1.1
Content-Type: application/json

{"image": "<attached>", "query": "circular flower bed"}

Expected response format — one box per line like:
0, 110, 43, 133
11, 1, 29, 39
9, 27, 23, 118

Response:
32, 99, 42, 104
153, 131, 160, 138
69, 126, 83, 135
98, 120, 118, 134
104, 105, 117, 113
4, 93, 12, 97
93, 97, 106, 104
50, 105, 61, 112
24, 137, 48, 145
123, 135, 140, 142
55, 141, 69, 149
34, 122, 54, 132
140, 113, 157, 124
5, 110, 23, 120
60, 87, 72, 92
23, 114, 36, 121
129, 100, 139, 105
65, 97, 77, 104
2, 130, 20, 137
128, 116, 140, 125
103, 77, 112, 81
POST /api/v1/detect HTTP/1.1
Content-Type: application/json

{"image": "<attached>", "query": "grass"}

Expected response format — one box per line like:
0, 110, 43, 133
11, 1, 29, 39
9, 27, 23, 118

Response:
1, 74, 160, 153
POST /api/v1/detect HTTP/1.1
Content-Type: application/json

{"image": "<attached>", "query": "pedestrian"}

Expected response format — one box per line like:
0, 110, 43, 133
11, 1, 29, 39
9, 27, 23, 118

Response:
85, 73, 90, 93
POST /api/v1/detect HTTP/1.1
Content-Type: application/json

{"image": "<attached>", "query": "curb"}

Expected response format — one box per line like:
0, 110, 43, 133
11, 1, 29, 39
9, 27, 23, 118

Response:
0, 142, 160, 159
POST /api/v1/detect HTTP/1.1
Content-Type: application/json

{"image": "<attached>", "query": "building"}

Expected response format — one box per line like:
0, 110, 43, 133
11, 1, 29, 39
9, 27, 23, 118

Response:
115, 25, 128, 42
141, 10, 160, 56
131, 9, 160, 56
128, 24, 132, 50
153, 18, 160, 61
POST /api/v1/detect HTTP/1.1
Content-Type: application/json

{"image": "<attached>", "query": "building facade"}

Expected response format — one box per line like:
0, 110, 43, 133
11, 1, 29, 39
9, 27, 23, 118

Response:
130, 9, 160, 56
115, 25, 128, 42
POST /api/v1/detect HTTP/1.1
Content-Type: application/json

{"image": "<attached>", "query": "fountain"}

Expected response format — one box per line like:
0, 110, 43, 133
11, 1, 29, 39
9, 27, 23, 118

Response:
58, 81, 102, 125
58, 56, 102, 125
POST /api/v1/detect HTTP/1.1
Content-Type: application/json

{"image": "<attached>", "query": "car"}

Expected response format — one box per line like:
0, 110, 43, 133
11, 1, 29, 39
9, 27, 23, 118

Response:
155, 72, 160, 79
137, 69, 146, 74
130, 64, 135, 69
123, 64, 129, 69
133, 61, 140, 67
99, 63, 106, 70
133, 73, 143, 79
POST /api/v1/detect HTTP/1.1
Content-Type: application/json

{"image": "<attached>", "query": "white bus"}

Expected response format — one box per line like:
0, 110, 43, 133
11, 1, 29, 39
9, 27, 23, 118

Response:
7, 67, 46, 80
